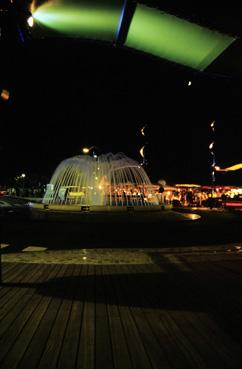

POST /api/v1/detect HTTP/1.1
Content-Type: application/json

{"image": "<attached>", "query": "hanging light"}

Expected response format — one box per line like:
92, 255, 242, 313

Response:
209, 141, 214, 150
0, 88, 10, 101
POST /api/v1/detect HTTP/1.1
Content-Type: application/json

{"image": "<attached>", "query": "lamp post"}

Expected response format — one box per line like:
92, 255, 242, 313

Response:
209, 121, 216, 196
20, 173, 26, 195
82, 146, 99, 159
14, 173, 26, 196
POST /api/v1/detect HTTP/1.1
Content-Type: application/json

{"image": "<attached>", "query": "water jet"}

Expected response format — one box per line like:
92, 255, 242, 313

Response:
43, 152, 159, 209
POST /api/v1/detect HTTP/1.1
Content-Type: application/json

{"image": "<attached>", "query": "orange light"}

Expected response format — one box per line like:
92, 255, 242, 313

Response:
1, 89, 10, 101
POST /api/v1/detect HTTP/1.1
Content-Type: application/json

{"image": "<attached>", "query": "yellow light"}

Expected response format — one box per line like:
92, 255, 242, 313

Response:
30, 0, 37, 14
82, 145, 97, 155
69, 191, 85, 197
209, 142, 214, 149
141, 125, 146, 136
223, 163, 242, 171
139, 145, 145, 158
175, 184, 200, 188
21, 173, 26, 178
184, 213, 201, 220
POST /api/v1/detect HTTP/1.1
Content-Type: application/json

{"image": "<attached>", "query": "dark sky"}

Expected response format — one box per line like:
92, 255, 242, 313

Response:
1, 37, 242, 186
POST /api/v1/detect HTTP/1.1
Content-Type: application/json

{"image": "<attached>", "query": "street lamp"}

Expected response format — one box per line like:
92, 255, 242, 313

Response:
15, 173, 26, 180
82, 147, 90, 154
20, 173, 26, 194
14, 173, 27, 196
82, 146, 99, 158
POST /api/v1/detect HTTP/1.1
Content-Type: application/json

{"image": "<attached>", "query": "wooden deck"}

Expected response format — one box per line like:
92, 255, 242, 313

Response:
1, 251, 242, 369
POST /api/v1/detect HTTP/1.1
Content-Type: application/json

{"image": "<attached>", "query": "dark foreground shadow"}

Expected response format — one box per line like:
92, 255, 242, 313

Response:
5, 271, 203, 310
3, 259, 242, 344
2, 210, 242, 250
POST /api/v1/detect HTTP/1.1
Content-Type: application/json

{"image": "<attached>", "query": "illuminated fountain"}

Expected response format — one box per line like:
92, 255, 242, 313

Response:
43, 152, 159, 207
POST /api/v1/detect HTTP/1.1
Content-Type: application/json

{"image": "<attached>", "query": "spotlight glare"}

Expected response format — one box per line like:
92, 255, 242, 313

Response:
27, 16, 34, 27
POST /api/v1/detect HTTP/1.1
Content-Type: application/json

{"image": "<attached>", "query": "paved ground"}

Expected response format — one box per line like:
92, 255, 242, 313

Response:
2, 244, 242, 264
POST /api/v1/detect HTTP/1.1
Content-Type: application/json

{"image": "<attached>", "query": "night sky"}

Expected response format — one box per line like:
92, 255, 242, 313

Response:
1, 36, 242, 186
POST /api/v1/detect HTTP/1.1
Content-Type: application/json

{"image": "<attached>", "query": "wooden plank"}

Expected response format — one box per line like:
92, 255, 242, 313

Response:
159, 311, 208, 369
157, 258, 234, 368
95, 265, 114, 369
186, 255, 242, 322
0, 263, 35, 304
57, 264, 87, 369
1, 261, 20, 277
179, 310, 242, 368
218, 257, 242, 275
76, 265, 95, 369
0, 262, 36, 295
109, 264, 153, 369
123, 264, 173, 369
0, 262, 46, 295
102, 264, 133, 369
179, 253, 242, 311
0, 264, 59, 365
204, 255, 242, 280
36, 264, 76, 369
153, 254, 242, 368
0, 279, 58, 368
2, 251, 242, 369
136, 262, 207, 369
0, 264, 49, 334
15, 264, 68, 369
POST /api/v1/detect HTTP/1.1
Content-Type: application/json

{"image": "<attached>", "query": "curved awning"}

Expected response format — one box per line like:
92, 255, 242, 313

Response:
32, 1, 236, 71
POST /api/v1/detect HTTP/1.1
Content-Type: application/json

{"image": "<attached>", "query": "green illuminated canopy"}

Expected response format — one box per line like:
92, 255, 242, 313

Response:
33, 1, 236, 71
125, 4, 236, 71
33, 0, 123, 42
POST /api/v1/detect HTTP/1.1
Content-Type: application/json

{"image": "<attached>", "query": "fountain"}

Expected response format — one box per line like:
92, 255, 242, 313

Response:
43, 152, 159, 208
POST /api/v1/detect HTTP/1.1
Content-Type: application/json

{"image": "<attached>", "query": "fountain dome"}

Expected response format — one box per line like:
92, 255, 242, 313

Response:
43, 152, 159, 207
